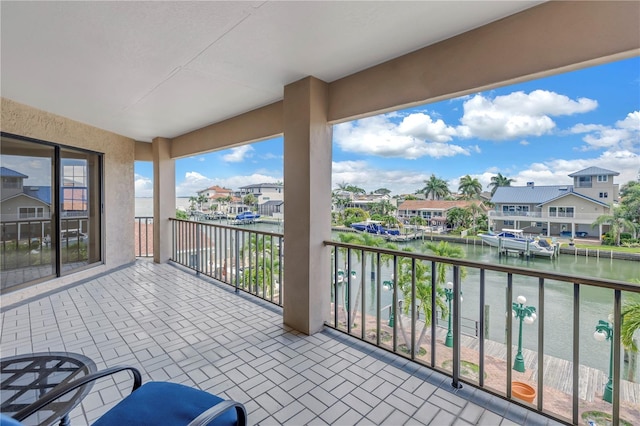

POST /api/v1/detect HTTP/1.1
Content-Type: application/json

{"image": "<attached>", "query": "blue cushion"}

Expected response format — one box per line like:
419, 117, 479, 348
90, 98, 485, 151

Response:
0, 415, 23, 426
92, 382, 237, 426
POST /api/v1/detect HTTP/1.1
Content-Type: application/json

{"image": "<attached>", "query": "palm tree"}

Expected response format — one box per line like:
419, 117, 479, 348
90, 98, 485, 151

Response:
458, 175, 482, 200
592, 205, 636, 246
197, 194, 208, 210
241, 234, 280, 298
188, 196, 198, 211
622, 299, 640, 352
243, 193, 257, 210
465, 203, 484, 232
420, 174, 450, 200
423, 241, 467, 286
489, 173, 515, 196
393, 249, 437, 351
446, 207, 471, 229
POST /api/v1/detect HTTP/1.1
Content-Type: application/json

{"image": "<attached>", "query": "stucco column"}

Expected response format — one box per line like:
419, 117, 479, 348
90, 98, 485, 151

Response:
152, 137, 175, 263
283, 77, 331, 335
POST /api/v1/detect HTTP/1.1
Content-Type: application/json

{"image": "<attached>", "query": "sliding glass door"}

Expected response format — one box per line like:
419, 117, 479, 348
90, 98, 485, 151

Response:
1, 134, 102, 292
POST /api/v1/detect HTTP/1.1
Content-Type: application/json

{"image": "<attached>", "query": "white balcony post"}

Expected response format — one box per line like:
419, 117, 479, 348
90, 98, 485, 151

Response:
283, 76, 331, 335
152, 137, 176, 263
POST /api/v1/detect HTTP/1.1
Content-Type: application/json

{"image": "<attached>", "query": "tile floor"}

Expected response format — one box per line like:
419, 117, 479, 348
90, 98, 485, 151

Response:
0, 260, 564, 425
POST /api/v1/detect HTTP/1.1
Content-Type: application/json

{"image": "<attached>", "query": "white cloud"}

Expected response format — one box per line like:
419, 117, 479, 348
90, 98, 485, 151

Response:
222, 145, 254, 162
332, 160, 439, 194
505, 150, 639, 189
334, 114, 469, 159
174, 171, 282, 197
458, 90, 598, 140
134, 174, 153, 197
397, 113, 458, 142
572, 110, 640, 152
175, 172, 215, 197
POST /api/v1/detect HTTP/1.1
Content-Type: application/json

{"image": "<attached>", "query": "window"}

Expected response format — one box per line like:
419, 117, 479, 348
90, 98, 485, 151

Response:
2, 177, 21, 189
504, 220, 515, 226
597, 175, 608, 182
577, 176, 592, 188
549, 206, 574, 217
502, 205, 529, 215
19, 207, 45, 218
599, 192, 608, 198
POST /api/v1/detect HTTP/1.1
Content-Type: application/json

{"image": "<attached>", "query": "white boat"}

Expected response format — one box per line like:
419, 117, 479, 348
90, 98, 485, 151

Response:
479, 229, 557, 258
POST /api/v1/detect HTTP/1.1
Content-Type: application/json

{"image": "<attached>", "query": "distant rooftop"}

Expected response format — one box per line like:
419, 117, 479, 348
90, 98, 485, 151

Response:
568, 167, 619, 177
491, 185, 574, 204
0, 166, 28, 178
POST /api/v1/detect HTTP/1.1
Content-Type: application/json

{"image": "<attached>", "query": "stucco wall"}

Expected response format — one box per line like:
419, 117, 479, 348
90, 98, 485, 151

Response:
1, 97, 136, 270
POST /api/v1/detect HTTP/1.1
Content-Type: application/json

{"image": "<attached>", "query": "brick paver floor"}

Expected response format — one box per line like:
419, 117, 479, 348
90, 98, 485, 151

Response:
0, 260, 564, 425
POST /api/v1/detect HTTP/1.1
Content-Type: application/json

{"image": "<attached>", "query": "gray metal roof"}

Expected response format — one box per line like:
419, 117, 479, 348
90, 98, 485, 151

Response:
491, 185, 574, 204
568, 167, 619, 177
0, 166, 28, 178
239, 183, 283, 189
539, 190, 608, 208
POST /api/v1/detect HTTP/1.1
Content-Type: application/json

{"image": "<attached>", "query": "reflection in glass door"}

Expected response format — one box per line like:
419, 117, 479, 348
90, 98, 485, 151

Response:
60, 148, 101, 273
1, 134, 102, 292
1, 137, 56, 290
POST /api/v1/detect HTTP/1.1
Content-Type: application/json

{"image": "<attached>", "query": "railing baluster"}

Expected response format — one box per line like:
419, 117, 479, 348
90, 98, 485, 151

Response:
376, 252, 381, 347
361, 248, 366, 340
411, 258, 416, 360
347, 248, 352, 335
507, 273, 513, 399
613, 289, 621, 425
452, 265, 462, 389
430, 260, 437, 368
392, 255, 398, 353
479, 268, 485, 388
572, 283, 580, 425
537, 277, 544, 411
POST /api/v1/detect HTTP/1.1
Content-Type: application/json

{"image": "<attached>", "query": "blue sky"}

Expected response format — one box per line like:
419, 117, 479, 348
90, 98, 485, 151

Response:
135, 56, 639, 197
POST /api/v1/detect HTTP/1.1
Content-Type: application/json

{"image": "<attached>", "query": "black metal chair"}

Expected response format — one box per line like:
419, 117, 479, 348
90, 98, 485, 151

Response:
4, 366, 247, 426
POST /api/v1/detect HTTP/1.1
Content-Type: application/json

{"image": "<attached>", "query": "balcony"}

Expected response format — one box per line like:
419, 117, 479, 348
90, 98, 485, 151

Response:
488, 211, 605, 222
142, 220, 638, 424
1, 260, 566, 425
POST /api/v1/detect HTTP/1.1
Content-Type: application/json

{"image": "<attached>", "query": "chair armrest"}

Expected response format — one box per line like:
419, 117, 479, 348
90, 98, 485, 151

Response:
187, 400, 247, 426
13, 366, 142, 421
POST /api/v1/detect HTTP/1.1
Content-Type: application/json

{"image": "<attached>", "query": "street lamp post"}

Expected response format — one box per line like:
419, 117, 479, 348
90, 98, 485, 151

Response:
512, 295, 536, 373
444, 282, 454, 347
382, 280, 394, 326
593, 317, 614, 403
443, 281, 463, 348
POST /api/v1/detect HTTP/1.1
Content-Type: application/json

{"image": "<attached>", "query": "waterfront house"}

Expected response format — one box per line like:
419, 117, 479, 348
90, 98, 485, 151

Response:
396, 199, 487, 226
0, 167, 51, 241
489, 167, 620, 238
197, 185, 233, 212
1, 2, 638, 424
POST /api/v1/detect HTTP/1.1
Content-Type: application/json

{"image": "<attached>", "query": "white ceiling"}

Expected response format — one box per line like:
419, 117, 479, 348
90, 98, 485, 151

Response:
1, 1, 543, 142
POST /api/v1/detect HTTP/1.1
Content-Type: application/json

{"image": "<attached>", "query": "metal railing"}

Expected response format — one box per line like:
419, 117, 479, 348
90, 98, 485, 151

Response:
0, 218, 89, 271
134, 217, 154, 257
169, 218, 283, 306
489, 211, 605, 221
325, 240, 639, 425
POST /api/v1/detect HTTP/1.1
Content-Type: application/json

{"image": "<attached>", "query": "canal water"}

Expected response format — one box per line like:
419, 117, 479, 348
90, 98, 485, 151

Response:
230, 221, 639, 380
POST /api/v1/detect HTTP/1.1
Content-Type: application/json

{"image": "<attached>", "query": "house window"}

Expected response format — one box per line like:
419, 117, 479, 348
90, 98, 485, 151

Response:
549, 206, 574, 217
577, 176, 592, 188
502, 205, 529, 215
597, 175, 608, 182
18, 207, 45, 218
599, 192, 608, 198
504, 220, 515, 226
2, 177, 20, 189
